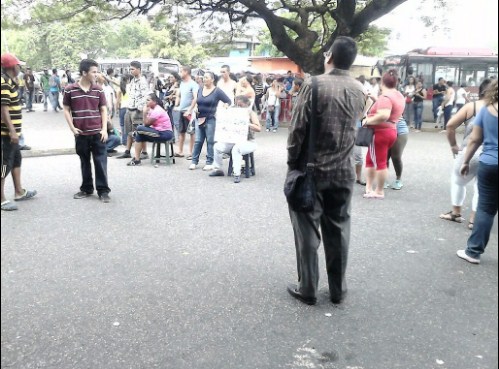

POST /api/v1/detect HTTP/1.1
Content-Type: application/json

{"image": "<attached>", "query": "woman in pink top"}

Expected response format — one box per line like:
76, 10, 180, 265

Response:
363, 69, 406, 199
127, 93, 173, 166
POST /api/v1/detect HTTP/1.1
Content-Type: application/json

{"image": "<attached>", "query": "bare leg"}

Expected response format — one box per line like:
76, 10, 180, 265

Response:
11, 167, 24, 197
134, 142, 142, 161
374, 169, 389, 196
1, 178, 6, 203
355, 164, 363, 182
178, 133, 186, 155
365, 167, 376, 193
189, 133, 195, 156
126, 135, 133, 151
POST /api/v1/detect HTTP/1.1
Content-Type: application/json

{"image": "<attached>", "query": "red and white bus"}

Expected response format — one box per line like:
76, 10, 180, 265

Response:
380, 47, 498, 100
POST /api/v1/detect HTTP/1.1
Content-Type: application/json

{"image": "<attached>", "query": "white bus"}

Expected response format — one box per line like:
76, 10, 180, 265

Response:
97, 58, 181, 78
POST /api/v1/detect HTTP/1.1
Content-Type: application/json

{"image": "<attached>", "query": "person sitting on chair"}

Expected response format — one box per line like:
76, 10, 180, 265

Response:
127, 93, 173, 166
209, 95, 261, 183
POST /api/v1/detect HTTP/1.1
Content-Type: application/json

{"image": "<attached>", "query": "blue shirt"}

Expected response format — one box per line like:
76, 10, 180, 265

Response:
197, 87, 231, 119
179, 80, 199, 112
474, 106, 498, 165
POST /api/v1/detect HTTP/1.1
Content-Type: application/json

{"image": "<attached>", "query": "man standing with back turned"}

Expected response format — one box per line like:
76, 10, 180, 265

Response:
286, 37, 366, 305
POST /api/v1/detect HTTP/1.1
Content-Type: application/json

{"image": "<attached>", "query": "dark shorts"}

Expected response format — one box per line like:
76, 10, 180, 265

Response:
135, 126, 174, 143
1, 136, 22, 179
178, 114, 190, 134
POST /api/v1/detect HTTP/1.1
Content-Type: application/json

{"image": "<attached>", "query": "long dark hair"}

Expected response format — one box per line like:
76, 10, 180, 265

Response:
148, 93, 164, 109
120, 74, 132, 95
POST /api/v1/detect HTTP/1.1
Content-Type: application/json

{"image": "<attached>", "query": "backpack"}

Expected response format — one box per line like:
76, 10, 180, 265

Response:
49, 75, 58, 88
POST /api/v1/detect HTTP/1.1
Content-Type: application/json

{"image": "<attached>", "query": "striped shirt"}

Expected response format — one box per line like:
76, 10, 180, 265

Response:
288, 69, 366, 184
63, 83, 107, 135
1, 74, 22, 137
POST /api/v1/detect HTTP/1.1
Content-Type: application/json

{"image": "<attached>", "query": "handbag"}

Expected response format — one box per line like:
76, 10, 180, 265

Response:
186, 115, 196, 135
355, 125, 374, 147
284, 77, 319, 213
405, 95, 413, 104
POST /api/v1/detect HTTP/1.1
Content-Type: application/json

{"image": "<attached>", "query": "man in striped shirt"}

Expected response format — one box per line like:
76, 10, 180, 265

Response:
63, 59, 111, 203
1, 53, 37, 211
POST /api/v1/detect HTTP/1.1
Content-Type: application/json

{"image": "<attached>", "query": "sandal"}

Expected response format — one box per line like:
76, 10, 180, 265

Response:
1, 200, 18, 211
356, 180, 366, 186
14, 189, 37, 201
439, 211, 464, 223
174, 153, 185, 158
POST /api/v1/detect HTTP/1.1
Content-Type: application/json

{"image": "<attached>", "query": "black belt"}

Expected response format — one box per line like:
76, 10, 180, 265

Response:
128, 108, 138, 111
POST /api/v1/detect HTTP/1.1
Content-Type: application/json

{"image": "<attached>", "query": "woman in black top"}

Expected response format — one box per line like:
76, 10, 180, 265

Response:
412, 81, 427, 132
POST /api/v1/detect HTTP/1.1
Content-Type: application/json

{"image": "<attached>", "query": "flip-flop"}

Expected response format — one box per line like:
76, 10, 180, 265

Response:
363, 193, 385, 200
1, 200, 18, 211
14, 189, 37, 201
174, 153, 185, 158
439, 211, 464, 223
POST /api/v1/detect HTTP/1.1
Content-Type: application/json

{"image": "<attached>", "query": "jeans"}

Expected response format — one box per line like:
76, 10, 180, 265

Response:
26, 89, 34, 111
289, 181, 353, 301
465, 163, 498, 259
43, 90, 50, 110
403, 102, 413, 126
413, 101, 424, 130
119, 108, 127, 144
443, 105, 453, 129
192, 117, 216, 165
266, 105, 281, 130
134, 125, 173, 143
106, 134, 122, 152
50, 91, 60, 111
75, 134, 110, 196
432, 96, 443, 120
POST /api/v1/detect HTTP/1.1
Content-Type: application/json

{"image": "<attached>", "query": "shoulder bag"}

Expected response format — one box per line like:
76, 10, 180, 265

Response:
284, 77, 319, 213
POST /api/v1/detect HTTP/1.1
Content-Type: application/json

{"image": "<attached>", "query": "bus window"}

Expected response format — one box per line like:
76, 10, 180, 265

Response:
411, 63, 432, 87
488, 66, 498, 79
159, 62, 180, 74
435, 64, 459, 84
460, 64, 487, 86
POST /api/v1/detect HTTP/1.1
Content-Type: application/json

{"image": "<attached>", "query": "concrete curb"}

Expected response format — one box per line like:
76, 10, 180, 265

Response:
21, 148, 75, 158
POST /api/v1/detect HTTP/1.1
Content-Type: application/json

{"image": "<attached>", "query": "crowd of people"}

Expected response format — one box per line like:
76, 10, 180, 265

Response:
1, 46, 498, 311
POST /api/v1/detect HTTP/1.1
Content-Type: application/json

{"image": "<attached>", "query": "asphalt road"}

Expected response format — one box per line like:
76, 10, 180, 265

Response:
1, 107, 498, 369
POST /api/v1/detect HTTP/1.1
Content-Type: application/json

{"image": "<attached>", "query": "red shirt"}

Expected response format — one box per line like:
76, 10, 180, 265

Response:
63, 83, 107, 135
369, 91, 405, 130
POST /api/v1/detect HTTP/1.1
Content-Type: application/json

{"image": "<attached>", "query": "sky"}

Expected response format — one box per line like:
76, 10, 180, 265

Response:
374, 0, 499, 54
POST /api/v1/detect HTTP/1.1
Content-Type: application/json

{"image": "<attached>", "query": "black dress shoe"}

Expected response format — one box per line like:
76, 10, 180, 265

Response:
287, 284, 317, 305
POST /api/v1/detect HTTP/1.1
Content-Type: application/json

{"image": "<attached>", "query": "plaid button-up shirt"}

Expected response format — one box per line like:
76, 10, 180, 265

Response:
287, 69, 366, 184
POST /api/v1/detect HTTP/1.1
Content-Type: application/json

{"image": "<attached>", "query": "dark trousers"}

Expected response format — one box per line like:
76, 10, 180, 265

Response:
75, 134, 110, 196
289, 181, 353, 301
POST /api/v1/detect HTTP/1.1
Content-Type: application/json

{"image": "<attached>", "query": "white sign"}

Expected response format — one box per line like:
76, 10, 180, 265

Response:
215, 107, 250, 144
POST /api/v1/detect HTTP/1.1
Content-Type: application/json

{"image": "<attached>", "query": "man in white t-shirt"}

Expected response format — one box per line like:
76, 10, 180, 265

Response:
455, 83, 470, 111
217, 65, 237, 105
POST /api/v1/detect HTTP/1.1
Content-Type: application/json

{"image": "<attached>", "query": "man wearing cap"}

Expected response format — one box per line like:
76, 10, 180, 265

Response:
1, 53, 37, 211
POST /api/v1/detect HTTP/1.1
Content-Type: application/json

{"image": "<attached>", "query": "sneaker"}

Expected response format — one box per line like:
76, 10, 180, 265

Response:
266, 129, 270, 132
234, 176, 241, 184
203, 164, 214, 171
384, 183, 391, 189
392, 180, 404, 190
117, 151, 131, 159
456, 250, 480, 264
189, 164, 197, 170
209, 169, 225, 177
272, 129, 277, 133
74, 191, 92, 199
99, 193, 111, 203
127, 159, 141, 166
140, 152, 149, 160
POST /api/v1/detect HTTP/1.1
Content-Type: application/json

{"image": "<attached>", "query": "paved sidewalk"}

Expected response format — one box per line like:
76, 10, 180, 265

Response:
2, 122, 497, 369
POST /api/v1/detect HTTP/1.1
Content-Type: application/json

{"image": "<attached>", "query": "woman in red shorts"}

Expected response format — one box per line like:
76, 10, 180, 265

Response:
363, 69, 405, 199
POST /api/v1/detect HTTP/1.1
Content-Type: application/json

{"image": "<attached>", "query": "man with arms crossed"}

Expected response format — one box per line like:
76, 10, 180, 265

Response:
63, 59, 111, 203
286, 37, 366, 305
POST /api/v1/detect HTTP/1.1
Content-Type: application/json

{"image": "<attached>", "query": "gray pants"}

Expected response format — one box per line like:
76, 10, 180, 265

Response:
289, 181, 353, 302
